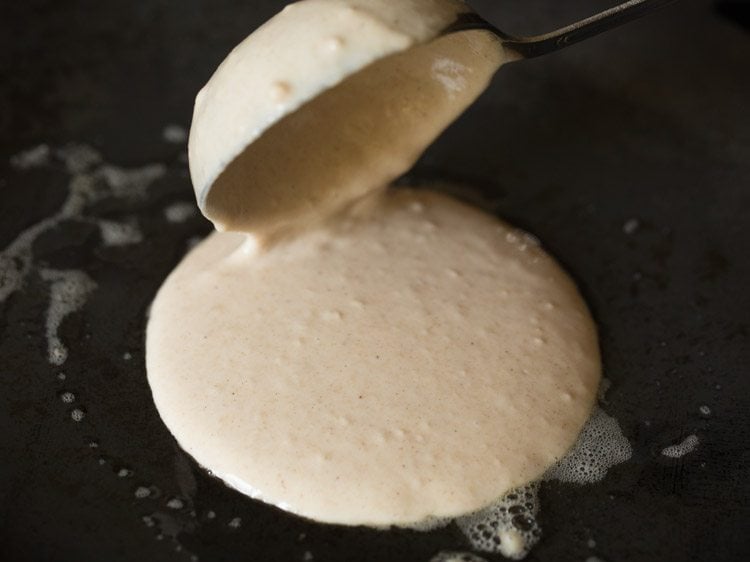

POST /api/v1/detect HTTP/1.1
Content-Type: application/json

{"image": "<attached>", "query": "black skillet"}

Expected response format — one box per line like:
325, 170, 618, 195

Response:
1, 1, 748, 561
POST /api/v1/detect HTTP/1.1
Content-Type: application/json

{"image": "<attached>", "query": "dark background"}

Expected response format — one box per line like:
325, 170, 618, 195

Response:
1, 1, 748, 561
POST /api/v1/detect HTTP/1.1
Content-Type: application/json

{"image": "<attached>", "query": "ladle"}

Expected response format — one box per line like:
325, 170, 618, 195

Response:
445, 0, 678, 59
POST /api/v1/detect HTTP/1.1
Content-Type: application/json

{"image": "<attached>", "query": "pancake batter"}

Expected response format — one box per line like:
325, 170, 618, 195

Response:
147, 0, 601, 527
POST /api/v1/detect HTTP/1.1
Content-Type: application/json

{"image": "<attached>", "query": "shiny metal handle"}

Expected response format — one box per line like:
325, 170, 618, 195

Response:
446, 0, 680, 58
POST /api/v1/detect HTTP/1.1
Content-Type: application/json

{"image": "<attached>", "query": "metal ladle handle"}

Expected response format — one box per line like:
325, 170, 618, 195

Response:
446, 0, 679, 58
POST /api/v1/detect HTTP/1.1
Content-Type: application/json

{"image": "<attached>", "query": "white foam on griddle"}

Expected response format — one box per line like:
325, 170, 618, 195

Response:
545, 407, 633, 484
70, 408, 86, 422
453, 405, 631, 559
56, 143, 103, 174
166, 497, 185, 510
164, 202, 197, 223
456, 483, 541, 560
162, 124, 188, 144
661, 434, 699, 458
135, 486, 152, 499
622, 218, 640, 235
0, 215, 56, 303
40, 269, 97, 365
1, 144, 168, 365
10, 144, 51, 169
99, 220, 143, 246
430, 551, 488, 562
98, 163, 167, 198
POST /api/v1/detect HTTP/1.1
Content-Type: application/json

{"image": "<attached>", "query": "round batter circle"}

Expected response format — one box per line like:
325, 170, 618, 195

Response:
147, 189, 600, 526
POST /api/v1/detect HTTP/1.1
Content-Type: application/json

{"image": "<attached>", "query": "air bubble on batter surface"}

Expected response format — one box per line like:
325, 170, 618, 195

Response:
545, 406, 632, 484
